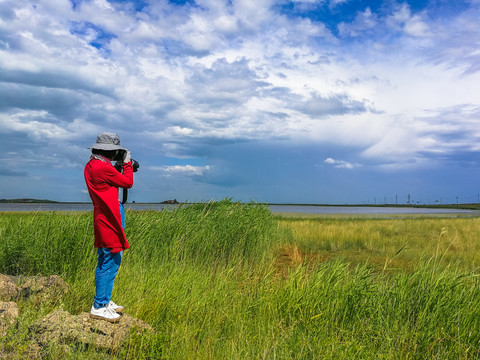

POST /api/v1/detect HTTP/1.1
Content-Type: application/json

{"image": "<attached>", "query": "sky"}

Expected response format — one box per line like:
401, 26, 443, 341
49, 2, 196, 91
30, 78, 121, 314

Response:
1, 0, 480, 204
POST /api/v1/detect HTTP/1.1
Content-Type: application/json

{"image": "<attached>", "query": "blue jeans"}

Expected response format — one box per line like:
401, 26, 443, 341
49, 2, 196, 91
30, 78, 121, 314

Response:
93, 248, 122, 309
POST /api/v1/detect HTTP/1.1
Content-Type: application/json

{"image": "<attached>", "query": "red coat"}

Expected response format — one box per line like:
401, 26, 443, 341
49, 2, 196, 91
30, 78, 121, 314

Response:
84, 155, 133, 253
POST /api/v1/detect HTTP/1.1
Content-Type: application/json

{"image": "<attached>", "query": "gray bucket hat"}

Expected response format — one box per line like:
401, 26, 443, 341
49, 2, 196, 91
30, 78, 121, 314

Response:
89, 132, 126, 151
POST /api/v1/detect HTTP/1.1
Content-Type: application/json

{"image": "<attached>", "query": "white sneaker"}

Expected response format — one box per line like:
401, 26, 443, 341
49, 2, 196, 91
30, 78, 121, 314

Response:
90, 305, 122, 323
108, 300, 124, 313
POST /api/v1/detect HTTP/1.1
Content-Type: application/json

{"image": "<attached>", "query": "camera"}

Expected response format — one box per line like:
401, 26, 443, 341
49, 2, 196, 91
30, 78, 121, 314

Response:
114, 150, 140, 173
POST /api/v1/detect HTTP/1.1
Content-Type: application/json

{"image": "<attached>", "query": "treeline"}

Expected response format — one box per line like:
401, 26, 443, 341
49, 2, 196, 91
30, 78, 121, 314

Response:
0, 198, 58, 203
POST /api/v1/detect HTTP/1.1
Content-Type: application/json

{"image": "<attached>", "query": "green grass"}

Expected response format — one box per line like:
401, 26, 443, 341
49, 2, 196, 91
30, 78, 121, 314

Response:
1, 200, 480, 359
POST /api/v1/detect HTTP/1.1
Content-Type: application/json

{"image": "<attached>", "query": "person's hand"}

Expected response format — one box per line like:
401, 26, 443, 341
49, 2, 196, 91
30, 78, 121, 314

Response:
123, 150, 131, 163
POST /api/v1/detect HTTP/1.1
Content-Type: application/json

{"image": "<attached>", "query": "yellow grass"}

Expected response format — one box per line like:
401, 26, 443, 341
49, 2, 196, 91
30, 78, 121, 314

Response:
277, 216, 480, 272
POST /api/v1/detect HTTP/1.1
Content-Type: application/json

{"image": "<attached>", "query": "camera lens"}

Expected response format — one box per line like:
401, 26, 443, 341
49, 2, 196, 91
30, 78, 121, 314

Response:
132, 159, 139, 172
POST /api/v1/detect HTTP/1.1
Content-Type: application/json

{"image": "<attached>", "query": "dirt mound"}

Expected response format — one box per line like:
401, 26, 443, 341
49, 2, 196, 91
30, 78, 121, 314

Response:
31, 309, 154, 350
0, 273, 154, 356
0, 274, 68, 302
0, 301, 19, 337
0, 274, 69, 339
0, 274, 20, 301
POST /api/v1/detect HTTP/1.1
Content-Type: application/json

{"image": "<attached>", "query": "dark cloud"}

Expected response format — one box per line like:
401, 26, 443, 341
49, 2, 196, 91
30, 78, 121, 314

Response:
187, 58, 269, 106
0, 69, 114, 98
192, 164, 247, 187
0, 2, 15, 20
0, 169, 28, 177
0, 83, 84, 118
297, 93, 368, 117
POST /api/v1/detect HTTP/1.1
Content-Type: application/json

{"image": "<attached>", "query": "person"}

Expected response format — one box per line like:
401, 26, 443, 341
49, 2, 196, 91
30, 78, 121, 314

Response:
84, 132, 134, 323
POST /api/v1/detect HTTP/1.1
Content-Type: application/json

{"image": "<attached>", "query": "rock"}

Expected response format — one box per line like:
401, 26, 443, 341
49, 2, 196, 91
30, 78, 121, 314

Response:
0, 301, 19, 337
31, 309, 155, 350
0, 274, 20, 301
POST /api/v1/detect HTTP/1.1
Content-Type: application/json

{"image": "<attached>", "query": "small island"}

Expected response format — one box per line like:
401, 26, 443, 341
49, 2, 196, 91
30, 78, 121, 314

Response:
160, 199, 179, 204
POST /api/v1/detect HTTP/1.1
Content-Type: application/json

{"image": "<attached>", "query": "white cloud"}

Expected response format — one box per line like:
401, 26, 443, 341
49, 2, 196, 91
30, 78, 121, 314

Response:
387, 4, 431, 37
213, 15, 239, 34
338, 8, 377, 37
0, 109, 97, 142
233, 0, 275, 30
324, 157, 357, 169
150, 165, 211, 177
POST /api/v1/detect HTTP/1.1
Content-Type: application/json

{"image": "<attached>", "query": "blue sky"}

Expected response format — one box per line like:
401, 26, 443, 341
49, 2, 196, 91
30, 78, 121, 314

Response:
1, 0, 480, 204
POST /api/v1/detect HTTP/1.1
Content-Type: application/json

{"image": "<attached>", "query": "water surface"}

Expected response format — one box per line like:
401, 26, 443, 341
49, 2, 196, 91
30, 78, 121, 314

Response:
269, 205, 477, 215
0, 203, 477, 216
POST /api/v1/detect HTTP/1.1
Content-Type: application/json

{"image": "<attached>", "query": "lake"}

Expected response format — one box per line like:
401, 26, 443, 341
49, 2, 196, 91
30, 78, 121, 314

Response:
0, 203, 477, 216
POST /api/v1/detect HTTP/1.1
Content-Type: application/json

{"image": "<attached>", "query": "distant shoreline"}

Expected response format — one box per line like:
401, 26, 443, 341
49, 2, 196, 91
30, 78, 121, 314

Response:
0, 199, 60, 204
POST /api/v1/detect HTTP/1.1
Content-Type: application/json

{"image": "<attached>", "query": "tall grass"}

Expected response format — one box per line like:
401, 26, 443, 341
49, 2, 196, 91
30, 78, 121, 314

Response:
0, 211, 95, 276
124, 200, 278, 267
0, 200, 278, 277
1, 202, 480, 359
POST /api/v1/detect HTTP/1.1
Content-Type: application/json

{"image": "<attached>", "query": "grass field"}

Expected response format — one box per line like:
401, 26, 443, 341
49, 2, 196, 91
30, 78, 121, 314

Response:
1, 200, 480, 359
278, 216, 480, 272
